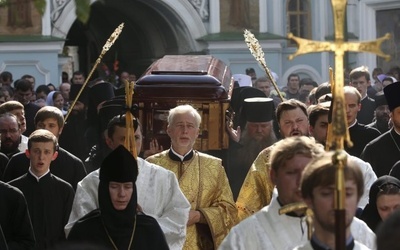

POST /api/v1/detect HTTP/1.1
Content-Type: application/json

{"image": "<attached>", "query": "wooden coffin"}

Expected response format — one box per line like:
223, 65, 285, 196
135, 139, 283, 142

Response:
134, 55, 233, 152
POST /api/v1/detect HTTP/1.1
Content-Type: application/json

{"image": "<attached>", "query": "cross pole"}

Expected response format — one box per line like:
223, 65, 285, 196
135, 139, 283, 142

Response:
287, 1, 391, 249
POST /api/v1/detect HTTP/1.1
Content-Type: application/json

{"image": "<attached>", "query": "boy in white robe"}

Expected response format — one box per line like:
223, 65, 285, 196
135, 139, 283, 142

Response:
219, 137, 375, 250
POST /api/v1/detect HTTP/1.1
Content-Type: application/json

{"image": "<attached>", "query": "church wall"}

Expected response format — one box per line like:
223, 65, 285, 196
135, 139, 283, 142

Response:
0, 42, 62, 87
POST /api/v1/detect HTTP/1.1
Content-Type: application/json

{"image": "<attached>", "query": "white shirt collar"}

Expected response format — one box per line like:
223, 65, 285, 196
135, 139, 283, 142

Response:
28, 167, 50, 182
348, 119, 357, 128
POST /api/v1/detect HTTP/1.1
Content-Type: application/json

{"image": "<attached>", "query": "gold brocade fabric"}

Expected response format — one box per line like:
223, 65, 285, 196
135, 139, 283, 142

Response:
236, 145, 275, 222
146, 150, 237, 250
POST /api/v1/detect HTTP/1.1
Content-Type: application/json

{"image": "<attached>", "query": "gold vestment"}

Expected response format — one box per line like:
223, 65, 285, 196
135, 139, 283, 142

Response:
146, 150, 237, 249
236, 145, 275, 222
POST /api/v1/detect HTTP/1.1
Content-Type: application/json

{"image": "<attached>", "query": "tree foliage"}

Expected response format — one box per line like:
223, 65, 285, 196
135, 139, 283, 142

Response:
0, 0, 90, 23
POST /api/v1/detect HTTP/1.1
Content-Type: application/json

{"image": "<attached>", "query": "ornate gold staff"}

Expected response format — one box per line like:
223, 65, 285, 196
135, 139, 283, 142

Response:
243, 30, 284, 101
124, 80, 137, 159
65, 23, 125, 122
279, 202, 314, 239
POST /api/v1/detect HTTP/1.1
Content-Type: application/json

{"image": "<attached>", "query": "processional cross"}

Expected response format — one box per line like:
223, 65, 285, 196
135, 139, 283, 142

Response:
287, 1, 390, 249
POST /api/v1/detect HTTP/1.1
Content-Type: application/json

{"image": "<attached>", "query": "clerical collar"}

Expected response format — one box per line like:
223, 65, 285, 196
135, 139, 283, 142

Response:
361, 94, 368, 101
310, 234, 355, 250
169, 148, 194, 162
393, 127, 400, 136
28, 167, 50, 182
348, 119, 357, 129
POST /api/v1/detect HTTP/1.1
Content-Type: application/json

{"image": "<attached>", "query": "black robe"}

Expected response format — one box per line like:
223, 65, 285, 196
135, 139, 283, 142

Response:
58, 112, 89, 162
22, 102, 41, 137
68, 210, 169, 250
361, 129, 400, 177
8, 172, 74, 250
389, 160, 400, 180
0, 152, 9, 179
0, 181, 35, 249
2, 147, 87, 190
357, 96, 375, 125
346, 122, 380, 158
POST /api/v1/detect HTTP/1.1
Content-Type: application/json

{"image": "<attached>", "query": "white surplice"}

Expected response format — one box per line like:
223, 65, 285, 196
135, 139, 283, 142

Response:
349, 154, 377, 209
65, 157, 191, 250
219, 197, 376, 250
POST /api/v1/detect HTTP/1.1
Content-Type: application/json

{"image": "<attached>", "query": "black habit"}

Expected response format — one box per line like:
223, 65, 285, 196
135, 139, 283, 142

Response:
9, 172, 74, 250
2, 147, 86, 190
68, 210, 169, 250
346, 122, 380, 158
357, 96, 375, 125
361, 129, 400, 177
0, 181, 35, 249
68, 145, 169, 250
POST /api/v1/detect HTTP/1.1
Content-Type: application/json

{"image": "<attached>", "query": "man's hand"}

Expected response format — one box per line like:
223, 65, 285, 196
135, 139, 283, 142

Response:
187, 210, 201, 226
143, 138, 164, 158
226, 125, 241, 142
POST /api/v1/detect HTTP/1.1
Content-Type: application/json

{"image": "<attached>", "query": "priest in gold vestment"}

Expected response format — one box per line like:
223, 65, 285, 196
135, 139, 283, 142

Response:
236, 99, 310, 221
146, 104, 237, 249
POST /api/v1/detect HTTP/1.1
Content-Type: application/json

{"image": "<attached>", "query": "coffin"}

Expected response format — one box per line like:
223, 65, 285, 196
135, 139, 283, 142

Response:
134, 55, 233, 151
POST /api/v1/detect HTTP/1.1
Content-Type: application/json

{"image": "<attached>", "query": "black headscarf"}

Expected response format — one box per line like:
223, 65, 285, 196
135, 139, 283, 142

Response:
360, 175, 400, 232
98, 145, 138, 249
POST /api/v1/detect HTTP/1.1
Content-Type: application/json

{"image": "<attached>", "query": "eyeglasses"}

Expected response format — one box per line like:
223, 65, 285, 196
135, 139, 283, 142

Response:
0, 128, 19, 135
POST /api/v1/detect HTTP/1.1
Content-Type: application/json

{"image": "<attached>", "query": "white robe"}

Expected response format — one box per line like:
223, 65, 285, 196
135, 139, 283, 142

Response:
349, 154, 377, 208
65, 157, 191, 250
219, 197, 376, 250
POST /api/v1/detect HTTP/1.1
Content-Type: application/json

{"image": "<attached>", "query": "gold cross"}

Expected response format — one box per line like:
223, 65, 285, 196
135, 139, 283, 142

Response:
288, 1, 390, 103
288, 0, 391, 148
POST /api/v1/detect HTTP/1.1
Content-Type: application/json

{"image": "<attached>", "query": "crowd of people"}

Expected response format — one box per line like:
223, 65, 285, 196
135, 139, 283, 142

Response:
0, 64, 399, 249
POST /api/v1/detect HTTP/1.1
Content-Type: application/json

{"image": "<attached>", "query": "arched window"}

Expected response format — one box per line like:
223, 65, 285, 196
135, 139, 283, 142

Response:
287, 0, 311, 45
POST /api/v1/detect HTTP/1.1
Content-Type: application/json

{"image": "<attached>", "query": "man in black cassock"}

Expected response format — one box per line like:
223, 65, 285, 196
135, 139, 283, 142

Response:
67, 145, 169, 249
226, 97, 277, 200
344, 86, 380, 158
362, 82, 400, 177
8, 129, 74, 249
58, 83, 89, 162
0, 180, 35, 249
366, 94, 390, 134
2, 106, 86, 190
349, 66, 376, 125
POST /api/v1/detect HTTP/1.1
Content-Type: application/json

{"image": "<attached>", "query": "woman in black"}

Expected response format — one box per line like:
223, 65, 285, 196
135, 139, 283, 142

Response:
68, 145, 169, 249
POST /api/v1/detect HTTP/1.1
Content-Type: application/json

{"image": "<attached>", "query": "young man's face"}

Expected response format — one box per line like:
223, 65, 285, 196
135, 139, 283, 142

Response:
14, 89, 32, 105
376, 194, 400, 221
271, 154, 311, 206
305, 180, 359, 233
72, 74, 85, 85
278, 107, 309, 138
36, 118, 63, 138
109, 182, 134, 210
287, 76, 300, 91
309, 114, 329, 145
167, 112, 199, 155
106, 125, 143, 154
350, 75, 370, 98
255, 81, 272, 97
344, 92, 361, 126
26, 141, 58, 177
